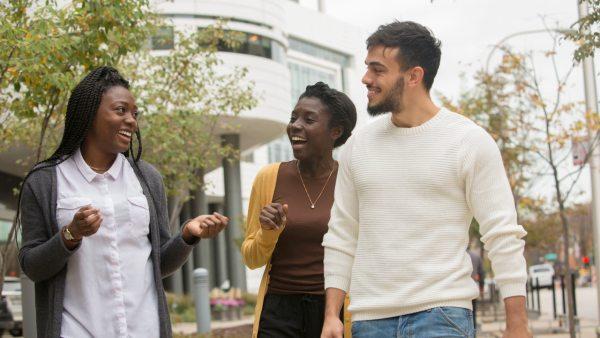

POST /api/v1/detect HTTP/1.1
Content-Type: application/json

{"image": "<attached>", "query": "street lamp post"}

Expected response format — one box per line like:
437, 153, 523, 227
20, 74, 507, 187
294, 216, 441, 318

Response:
484, 28, 572, 74
576, 2, 600, 337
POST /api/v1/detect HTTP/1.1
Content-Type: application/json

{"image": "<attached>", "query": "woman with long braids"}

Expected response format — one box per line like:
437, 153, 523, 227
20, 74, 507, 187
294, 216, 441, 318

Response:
242, 82, 357, 337
18, 66, 228, 338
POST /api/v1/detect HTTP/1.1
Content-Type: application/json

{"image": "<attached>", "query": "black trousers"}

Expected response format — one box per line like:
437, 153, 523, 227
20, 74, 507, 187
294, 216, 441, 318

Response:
258, 293, 325, 338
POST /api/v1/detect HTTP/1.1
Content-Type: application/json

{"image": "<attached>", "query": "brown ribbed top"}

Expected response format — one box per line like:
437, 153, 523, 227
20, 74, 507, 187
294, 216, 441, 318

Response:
267, 160, 337, 295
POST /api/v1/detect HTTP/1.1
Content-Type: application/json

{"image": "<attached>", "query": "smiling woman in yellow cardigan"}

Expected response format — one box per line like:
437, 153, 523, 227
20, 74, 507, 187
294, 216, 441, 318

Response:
241, 82, 356, 338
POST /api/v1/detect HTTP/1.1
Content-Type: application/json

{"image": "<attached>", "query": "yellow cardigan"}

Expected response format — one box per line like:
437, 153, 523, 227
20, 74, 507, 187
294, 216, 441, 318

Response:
241, 162, 351, 338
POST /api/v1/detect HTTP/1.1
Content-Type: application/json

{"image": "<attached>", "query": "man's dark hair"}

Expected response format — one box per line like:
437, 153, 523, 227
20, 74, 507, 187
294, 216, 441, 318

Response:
367, 21, 441, 90
299, 82, 357, 148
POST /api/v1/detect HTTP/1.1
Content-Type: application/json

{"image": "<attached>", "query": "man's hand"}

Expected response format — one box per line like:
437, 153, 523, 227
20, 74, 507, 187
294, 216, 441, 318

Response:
503, 327, 532, 338
321, 288, 346, 338
503, 296, 531, 338
321, 314, 343, 338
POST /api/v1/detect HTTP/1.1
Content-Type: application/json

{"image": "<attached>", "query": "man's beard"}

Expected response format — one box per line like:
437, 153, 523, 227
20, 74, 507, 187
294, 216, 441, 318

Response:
367, 78, 404, 116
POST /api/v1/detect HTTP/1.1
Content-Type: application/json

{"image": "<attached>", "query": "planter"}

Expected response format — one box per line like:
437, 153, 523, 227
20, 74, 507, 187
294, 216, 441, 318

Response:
212, 310, 226, 321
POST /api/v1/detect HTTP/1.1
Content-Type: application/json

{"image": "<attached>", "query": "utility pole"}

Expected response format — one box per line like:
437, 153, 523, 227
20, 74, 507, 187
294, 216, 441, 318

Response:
576, 2, 600, 337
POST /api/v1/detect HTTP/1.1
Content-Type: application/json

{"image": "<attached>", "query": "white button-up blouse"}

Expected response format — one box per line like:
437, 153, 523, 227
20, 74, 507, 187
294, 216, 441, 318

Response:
56, 149, 159, 338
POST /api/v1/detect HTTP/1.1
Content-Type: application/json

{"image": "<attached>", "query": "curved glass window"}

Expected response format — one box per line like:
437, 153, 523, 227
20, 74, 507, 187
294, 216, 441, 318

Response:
289, 37, 349, 67
217, 31, 286, 63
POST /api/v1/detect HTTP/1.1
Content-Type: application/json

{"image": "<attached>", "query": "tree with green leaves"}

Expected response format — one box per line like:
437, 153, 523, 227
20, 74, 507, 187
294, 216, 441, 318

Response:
0, 1, 257, 284
0, 0, 159, 286
0, 0, 158, 163
566, 0, 599, 61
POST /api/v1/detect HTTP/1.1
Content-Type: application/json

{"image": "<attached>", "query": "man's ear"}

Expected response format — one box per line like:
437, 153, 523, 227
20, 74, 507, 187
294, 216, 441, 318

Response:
407, 66, 425, 88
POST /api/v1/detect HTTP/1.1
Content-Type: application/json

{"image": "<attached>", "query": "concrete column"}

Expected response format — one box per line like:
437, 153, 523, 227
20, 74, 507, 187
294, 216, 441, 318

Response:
221, 134, 247, 291
191, 178, 216, 288
317, 0, 325, 13
212, 203, 229, 287
167, 195, 184, 295
180, 199, 194, 294
21, 274, 36, 338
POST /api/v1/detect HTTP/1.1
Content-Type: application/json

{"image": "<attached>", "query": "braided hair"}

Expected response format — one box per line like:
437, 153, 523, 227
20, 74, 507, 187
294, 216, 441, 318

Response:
31, 66, 140, 173
10, 66, 144, 248
299, 81, 357, 148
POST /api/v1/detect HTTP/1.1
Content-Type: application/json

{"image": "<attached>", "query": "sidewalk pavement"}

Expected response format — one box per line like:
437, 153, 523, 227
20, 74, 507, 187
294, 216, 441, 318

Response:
172, 316, 253, 337
173, 312, 599, 337
479, 312, 599, 337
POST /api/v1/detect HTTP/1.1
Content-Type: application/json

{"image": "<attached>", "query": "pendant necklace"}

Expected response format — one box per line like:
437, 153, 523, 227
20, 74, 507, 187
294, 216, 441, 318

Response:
296, 160, 336, 209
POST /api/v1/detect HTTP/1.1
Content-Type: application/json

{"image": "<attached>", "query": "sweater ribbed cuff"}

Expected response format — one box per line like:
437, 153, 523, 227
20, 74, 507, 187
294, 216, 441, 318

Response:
57, 230, 81, 255
499, 282, 526, 299
257, 227, 284, 244
180, 220, 200, 245
325, 275, 351, 293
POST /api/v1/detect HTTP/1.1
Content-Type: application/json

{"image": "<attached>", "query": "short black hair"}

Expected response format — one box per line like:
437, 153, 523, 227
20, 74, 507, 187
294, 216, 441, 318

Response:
367, 21, 441, 90
299, 82, 357, 148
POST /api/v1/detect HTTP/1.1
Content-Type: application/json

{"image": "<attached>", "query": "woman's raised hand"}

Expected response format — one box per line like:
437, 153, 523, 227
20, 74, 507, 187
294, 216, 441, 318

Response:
67, 205, 103, 240
259, 203, 288, 230
184, 212, 229, 240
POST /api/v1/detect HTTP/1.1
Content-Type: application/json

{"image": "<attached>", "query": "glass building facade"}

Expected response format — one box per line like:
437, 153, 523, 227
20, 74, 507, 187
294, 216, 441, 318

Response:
149, 19, 351, 164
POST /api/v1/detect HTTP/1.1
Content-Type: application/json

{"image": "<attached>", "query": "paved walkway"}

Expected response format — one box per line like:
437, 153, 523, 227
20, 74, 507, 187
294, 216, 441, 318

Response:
478, 302, 599, 337
173, 305, 600, 337
172, 317, 253, 337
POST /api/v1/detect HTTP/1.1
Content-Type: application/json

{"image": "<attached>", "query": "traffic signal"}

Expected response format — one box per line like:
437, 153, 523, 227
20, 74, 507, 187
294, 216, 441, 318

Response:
582, 256, 591, 267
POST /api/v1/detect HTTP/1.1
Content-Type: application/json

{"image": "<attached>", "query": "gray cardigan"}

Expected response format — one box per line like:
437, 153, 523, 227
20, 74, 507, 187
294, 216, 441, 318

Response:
19, 158, 196, 338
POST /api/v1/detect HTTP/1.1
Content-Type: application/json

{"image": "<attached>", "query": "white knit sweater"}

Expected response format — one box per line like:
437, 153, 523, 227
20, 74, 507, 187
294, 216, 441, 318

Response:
322, 108, 527, 322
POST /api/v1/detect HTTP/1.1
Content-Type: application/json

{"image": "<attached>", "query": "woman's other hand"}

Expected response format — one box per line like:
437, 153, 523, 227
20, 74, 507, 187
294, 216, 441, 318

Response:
68, 205, 103, 239
183, 212, 229, 241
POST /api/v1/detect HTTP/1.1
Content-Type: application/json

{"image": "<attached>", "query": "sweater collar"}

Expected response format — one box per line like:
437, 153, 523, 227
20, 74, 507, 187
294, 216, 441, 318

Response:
386, 108, 447, 136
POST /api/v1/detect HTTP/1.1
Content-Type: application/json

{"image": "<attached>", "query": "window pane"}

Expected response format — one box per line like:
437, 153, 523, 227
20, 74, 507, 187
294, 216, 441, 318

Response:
268, 135, 293, 163
206, 29, 284, 63
151, 27, 175, 50
288, 38, 349, 67
288, 62, 339, 101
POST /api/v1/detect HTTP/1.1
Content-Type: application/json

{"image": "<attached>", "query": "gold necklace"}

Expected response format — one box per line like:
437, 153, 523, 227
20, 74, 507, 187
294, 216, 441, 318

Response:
296, 160, 336, 209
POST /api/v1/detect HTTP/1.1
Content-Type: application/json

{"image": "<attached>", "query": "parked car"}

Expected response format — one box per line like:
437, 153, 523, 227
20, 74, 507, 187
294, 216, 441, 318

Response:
0, 277, 22, 337
528, 263, 555, 289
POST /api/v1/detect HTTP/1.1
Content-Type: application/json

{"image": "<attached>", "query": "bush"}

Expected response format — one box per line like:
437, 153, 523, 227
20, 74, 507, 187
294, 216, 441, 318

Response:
167, 292, 196, 323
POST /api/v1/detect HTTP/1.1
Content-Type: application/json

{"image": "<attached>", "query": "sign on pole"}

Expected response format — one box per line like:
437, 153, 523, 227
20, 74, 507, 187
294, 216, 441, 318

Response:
572, 138, 589, 166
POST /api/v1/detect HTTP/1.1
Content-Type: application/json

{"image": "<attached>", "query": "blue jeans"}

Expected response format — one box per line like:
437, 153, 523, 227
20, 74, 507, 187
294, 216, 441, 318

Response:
351, 307, 474, 338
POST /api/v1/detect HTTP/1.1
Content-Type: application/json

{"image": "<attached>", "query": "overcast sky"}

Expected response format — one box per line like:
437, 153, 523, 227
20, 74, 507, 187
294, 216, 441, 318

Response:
316, 0, 590, 98
300, 0, 599, 203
